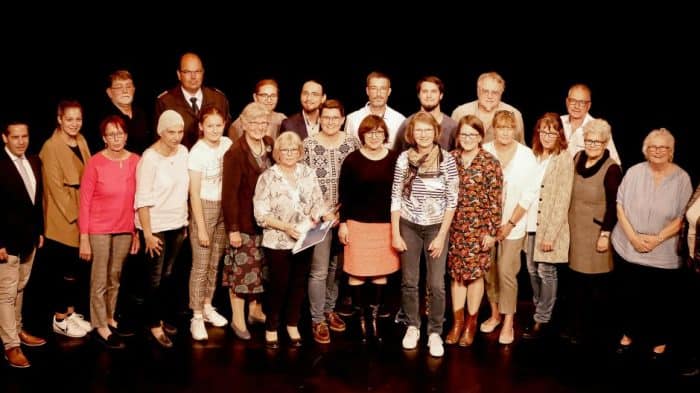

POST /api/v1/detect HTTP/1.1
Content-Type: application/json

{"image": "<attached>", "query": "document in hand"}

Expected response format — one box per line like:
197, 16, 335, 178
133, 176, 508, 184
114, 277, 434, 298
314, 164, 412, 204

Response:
292, 220, 333, 254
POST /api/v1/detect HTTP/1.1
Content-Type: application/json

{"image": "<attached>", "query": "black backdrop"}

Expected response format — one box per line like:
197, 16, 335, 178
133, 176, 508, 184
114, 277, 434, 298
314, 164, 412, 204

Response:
4, 26, 698, 184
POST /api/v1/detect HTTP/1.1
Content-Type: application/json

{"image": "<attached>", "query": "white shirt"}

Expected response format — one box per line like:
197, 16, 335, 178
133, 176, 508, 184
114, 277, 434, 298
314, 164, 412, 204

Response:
345, 103, 405, 147
181, 88, 203, 110
188, 137, 233, 201
561, 113, 621, 166
5, 146, 36, 203
525, 156, 551, 232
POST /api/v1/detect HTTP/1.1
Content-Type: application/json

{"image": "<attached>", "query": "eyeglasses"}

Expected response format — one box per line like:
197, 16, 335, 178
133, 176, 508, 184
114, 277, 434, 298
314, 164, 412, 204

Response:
584, 139, 605, 147
647, 145, 671, 152
280, 148, 299, 155
368, 86, 389, 94
256, 93, 278, 100
111, 84, 134, 91
302, 91, 322, 98
180, 70, 203, 77
459, 133, 481, 139
567, 98, 591, 107
413, 128, 435, 135
539, 131, 559, 138
248, 121, 269, 128
366, 130, 385, 138
479, 88, 503, 97
321, 116, 342, 123
105, 132, 125, 141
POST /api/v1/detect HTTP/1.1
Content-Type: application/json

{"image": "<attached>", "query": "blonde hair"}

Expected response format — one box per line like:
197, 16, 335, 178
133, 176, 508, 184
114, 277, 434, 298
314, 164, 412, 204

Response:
272, 131, 304, 163
642, 128, 675, 162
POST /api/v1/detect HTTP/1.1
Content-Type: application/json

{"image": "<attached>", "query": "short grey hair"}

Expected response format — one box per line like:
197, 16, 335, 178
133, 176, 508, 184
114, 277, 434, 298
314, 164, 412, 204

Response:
582, 118, 611, 142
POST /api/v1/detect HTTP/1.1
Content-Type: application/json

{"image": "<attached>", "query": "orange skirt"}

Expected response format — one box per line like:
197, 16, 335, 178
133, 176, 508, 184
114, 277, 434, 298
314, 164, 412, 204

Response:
343, 220, 400, 277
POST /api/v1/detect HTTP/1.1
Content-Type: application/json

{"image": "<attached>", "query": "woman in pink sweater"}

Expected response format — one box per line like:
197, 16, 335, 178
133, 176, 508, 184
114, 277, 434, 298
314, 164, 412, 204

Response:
78, 115, 140, 349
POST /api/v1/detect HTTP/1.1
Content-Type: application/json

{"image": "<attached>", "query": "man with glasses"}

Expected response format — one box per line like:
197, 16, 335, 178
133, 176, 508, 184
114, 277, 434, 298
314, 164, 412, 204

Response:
451, 72, 525, 144
561, 83, 620, 165
393, 76, 458, 152
280, 80, 326, 140
228, 79, 287, 142
345, 71, 406, 147
155, 52, 230, 149
92, 70, 151, 154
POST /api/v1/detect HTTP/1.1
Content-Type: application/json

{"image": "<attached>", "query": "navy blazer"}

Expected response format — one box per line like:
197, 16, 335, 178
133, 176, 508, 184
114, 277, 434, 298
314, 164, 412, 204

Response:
280, 112, 309, 140
0, 149, 44, 257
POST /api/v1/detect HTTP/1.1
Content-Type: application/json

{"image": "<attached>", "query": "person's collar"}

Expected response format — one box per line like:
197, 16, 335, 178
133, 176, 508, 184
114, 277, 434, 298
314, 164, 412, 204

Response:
4, 146, 23, 160
181, 87, 203, 103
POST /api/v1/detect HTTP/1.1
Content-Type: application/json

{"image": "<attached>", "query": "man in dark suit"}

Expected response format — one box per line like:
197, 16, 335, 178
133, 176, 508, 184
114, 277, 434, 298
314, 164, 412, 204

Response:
155, 52, 230, 149
0, 120, 46, 368
280, 80, 326, 140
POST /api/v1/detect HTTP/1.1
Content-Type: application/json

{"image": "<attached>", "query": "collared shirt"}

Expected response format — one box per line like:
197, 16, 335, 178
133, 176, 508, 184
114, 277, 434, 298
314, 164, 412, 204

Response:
561, 113, 621, 166
345, 103, 406, 147
302, 111, 320, 136
181, 88, 204, 111
5, 146, 36, 202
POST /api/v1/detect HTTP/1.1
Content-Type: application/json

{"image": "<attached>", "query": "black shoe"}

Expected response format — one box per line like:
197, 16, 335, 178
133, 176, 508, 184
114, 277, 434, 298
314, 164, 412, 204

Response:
151, 331, 173, 348
336, 302, 356, 318
615, 343, 632, 355
358, 312, 367, 343
109, 324, 136, 338
265, 339, 279, 349
289, 338, 303, 348
94, 331, 126, 349
162, 322, 178, 336
369, 305, 383, 344
377, 304, 391, 319
680, 365, 700, 377
522, 322, 547, 340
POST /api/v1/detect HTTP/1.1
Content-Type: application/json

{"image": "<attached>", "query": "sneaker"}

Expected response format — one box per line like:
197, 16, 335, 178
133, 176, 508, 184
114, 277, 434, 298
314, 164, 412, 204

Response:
53, 316, 87, 338
312, 322, 331, 344
190, 316, 208, 341
67, 313, 93, 332
402, 326, 420, 350
203, 306, 228, 327
428, 333, 444, 357
325, 311, 346, 332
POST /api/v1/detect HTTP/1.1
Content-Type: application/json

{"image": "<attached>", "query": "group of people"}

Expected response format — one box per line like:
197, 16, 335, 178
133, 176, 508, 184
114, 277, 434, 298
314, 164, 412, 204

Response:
0, 53, 697, 376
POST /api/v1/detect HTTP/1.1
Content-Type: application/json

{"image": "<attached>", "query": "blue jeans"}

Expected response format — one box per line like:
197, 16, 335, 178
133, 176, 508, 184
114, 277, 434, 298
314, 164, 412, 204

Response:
308, 234, 341, 323
399, 219, 446, 335
526, 234, 558, 323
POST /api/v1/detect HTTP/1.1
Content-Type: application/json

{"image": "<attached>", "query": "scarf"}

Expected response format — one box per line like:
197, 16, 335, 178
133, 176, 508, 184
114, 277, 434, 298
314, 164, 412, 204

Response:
403, 145, 441, 198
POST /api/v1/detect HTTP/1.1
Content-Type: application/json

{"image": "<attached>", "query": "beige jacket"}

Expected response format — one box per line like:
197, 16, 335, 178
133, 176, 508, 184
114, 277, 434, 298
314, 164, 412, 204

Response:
40, 131, 91, 247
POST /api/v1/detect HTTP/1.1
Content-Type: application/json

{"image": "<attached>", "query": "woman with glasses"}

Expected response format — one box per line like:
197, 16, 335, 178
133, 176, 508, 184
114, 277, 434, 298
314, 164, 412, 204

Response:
520, 113, 574, 340
566, 119, 622, 345
187, 107, 232, 341
612, 128, 692, 359
303, 99, 360, 344
445, 115, 503, 347
78, 115, 140, 349
391, 112, 458, 357
253, 131, 330, 348
222, 102, 273, 340
338, 115, 400, 344
480, 110, 538, 345
228, 79, 286, 142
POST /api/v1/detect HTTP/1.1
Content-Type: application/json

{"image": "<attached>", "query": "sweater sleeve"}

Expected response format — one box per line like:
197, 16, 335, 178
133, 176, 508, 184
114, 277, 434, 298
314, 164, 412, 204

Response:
78, 157, 98, 234
602, 164, 623, 230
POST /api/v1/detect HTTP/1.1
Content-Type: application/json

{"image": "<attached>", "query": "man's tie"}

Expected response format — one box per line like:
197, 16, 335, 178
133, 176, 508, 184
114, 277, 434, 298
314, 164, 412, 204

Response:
190, 97, 200, 116
16, 156, 35, 204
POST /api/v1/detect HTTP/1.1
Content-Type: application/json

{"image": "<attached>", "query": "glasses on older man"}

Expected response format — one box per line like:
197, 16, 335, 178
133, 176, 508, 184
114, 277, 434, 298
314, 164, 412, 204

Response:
567, 97, 591, 107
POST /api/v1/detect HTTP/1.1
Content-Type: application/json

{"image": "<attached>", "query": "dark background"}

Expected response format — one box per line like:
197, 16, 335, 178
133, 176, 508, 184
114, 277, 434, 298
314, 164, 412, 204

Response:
3, 20, 698, 184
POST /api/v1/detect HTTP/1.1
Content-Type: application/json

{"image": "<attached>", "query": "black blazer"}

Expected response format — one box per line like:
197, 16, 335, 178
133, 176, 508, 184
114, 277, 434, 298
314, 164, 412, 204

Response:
280, 112, 309, 140
0, 149, 44, 257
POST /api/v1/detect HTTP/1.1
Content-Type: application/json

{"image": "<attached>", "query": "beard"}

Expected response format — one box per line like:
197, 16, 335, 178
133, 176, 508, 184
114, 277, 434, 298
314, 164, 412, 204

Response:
421, 103, 438, 112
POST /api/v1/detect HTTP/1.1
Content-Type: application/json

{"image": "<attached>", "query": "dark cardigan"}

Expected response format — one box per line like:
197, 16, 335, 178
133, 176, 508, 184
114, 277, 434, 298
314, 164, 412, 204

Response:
221, 135, 274, 235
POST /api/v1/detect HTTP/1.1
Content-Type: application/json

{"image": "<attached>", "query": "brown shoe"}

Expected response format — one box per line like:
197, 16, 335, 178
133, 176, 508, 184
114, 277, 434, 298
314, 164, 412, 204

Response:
312, 322, 331, 344
459, 311, 478, 347
19, 330, 47, 347
4, 346, 30, 368
445, 309, 465, 345
325, 311, 346, 332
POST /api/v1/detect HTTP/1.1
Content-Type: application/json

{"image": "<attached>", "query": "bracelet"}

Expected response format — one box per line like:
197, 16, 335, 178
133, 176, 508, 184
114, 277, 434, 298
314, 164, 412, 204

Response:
507, 219, 516, 226
599, 233, 609, 238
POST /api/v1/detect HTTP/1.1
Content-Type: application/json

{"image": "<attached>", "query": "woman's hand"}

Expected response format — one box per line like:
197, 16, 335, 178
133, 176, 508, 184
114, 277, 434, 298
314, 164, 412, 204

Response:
229, 231, 242, 248
284, 223, 301, 240
630, 233, 651, 253
79, 236, 92, 261
539, 240, 554, 253
145, 234, 163, 257
638, 234, 662, 252
496, 223, 513, 241
198, 228, 210, 248
596, 235, 609, 253
428, 232, 447, 258
130, 233, 140, 255
392, 234, 407, 253
481, 235, 496, 251
338, 223, 349, 245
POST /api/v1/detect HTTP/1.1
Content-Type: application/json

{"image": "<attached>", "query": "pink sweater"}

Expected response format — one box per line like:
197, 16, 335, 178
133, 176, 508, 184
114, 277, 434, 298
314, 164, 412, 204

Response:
79, 152, 140, 235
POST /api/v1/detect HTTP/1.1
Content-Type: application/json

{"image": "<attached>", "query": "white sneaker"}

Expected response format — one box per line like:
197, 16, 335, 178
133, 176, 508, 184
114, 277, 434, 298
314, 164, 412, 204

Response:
203, 306, 228, 327
53, 316, 87, 338
428, 333, 444, 357
402, 326, 420, 350
67, 313, 93, 332
190, 316, 208, 341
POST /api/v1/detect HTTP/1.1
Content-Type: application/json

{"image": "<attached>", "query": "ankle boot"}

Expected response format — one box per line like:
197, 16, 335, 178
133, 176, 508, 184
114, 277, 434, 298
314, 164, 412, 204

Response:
369, 304, 382, 344
445, 309, 465, 345
459, 311, 478, 347
356, 307, 367, 343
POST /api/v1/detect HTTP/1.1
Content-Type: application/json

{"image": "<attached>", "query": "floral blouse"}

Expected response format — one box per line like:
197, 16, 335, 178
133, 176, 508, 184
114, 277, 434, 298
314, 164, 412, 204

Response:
253, 163, 327, 250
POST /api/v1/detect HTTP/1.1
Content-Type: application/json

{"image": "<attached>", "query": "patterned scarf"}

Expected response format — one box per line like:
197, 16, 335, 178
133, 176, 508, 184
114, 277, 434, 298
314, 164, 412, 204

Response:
403, 145, 441, 198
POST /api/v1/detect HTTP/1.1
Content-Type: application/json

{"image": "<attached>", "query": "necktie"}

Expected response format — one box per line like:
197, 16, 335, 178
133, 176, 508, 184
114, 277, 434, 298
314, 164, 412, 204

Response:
190, 97, 200, 116
16, 156, 36, 204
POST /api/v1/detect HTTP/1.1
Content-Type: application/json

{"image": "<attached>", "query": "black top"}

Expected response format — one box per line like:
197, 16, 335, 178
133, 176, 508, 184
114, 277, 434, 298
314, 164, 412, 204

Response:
575, 149, 623, 231
338, 149, 399, 223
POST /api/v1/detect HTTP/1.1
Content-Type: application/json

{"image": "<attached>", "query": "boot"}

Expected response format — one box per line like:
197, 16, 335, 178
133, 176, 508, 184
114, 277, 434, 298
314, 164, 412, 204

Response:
459, 310, 478, 347
356, 307, 367, 343
445, 309, 465, 345
369, 304, 382, 344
